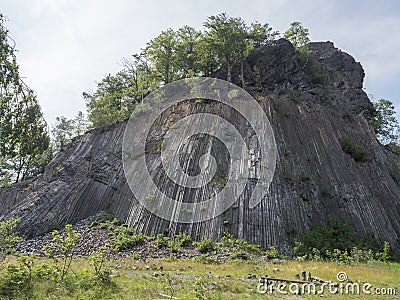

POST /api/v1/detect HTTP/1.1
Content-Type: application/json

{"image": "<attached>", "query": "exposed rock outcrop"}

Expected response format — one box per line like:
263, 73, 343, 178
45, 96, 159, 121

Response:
1, 39, 399, 251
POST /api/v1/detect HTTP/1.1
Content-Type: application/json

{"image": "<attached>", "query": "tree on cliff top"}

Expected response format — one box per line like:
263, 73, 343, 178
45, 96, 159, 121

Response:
371, 99, 399, 146
85, 14, 280, 128
284, 21, 310, 50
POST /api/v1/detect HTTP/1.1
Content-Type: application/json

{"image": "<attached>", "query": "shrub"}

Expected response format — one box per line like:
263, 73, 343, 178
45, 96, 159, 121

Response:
43, 224, 80, 281
175, 232, 192, 247
293, 216, 390, 263
155, 234, 170, 249
112, 227, 146, 252
294, 216, 356, 258
375, 241, 391, 262
340, 134, 368, 162
265, 246, 280, 259
0, 217, 24, 257
0, 256, 35, 297
91, 213, 121, 229
231, 250, 249, 260
196, 238, 216, 253
89, 247, 112, 284
325, 249, 351, 264
195, 254, 220, 264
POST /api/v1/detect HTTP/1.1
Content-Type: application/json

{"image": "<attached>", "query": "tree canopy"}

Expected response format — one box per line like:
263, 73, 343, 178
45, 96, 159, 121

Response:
371, 99, 399, 145
0, 14, 49, 184
85, 14, 280, 128
284, 21, 310, 50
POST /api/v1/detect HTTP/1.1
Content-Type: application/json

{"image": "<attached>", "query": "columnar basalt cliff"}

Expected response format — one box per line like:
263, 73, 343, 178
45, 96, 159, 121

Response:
1, 39, 399, 250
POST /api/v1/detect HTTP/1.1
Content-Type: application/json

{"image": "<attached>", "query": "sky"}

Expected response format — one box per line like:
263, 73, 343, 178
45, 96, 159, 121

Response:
1, 0, 400, 126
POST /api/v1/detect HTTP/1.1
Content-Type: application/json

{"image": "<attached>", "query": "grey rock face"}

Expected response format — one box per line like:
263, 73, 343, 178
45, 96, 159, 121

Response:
1, 40, 399, 250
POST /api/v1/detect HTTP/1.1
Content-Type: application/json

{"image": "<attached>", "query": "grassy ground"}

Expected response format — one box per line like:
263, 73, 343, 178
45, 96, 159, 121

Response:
1, 256, 398, 299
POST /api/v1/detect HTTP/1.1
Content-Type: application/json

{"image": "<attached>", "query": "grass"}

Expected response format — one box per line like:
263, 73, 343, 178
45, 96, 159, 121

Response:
1, 256, 398, 299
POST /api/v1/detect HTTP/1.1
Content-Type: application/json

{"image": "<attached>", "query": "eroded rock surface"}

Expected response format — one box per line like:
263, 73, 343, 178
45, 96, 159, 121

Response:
1, 40, 399, 251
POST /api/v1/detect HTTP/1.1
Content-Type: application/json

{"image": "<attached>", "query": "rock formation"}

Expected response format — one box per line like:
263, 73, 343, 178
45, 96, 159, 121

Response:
1, 39, 399, 251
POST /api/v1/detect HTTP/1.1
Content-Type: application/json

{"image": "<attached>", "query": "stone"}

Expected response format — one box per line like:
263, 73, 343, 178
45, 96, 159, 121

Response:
0, 39, 399, 253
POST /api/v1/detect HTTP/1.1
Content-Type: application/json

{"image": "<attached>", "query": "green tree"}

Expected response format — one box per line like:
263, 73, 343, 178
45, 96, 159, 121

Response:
284, 21, 310, 50
51, 112, 88, 151
146, 29, 178, 84
203, 13, 248, 82
371, 99, 399, 145
43, 224, 80, 281
86, 72, 135, 128
52, 116, 75, 150
120, 51, 158, 102
175, 26, 203, 77
248, 21, 279, 48
197, 34, 220, 77
0, 14, 49, 183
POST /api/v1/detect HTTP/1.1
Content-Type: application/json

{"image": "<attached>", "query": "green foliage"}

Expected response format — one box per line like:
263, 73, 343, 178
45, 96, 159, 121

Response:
284, 21, 310, 50
0, 255, 116, 299
90, 213, 121, 229
175, 232, 192, 247
288, 88, 301, 99
43, 224, 80, 281
371, 99, 399, 145
0, 255, 35, 297
51, 111, 88, 151
89, 247, 112, 284
0, 217, 23, 257
155, 234, 170, 249
147, 29, 179, 84
219, 232, 264, 259
86, 72, 138, 128
195, 238, 216, 254
194, 254, 220, 264
0, 14, 50, 183
294, 216, 356, 257
340, 134, 368, 161
231, 250, 249, 260
293, 216, 392, 264
86, 14, 282, 128
272, 95, 294, 116
375, 241, 391, 262
264, 246, 280, 259
284, 165, 310, 185
247, 21, 279, 48
175, 26, 203, 78
203, 13, 248, 82
387, 142, 400, 154
112, 227, 146, 252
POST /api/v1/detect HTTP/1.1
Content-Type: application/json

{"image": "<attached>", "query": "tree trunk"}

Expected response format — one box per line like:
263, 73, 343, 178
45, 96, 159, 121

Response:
226, 59, 231, 82
241, 59, 245, 87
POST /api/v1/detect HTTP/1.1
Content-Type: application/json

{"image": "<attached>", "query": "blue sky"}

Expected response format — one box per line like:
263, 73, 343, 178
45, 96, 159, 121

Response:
2, 0, 399, 126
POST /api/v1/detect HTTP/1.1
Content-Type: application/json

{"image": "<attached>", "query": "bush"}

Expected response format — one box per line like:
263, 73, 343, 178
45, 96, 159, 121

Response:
196, 238, 216, 254
265, 246, 280, 259
91, 213, 121, 229
112, 227, 146, 252
155, 234, 170, 249
43, 224, 80, 281
231, 250, 249, 260
297, 216, 356, 256
0, 217, 24, 257
293, 216, 391, 263
0, 256, 34, 297
175, 232, 192, 247
340, 134, 368, 162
